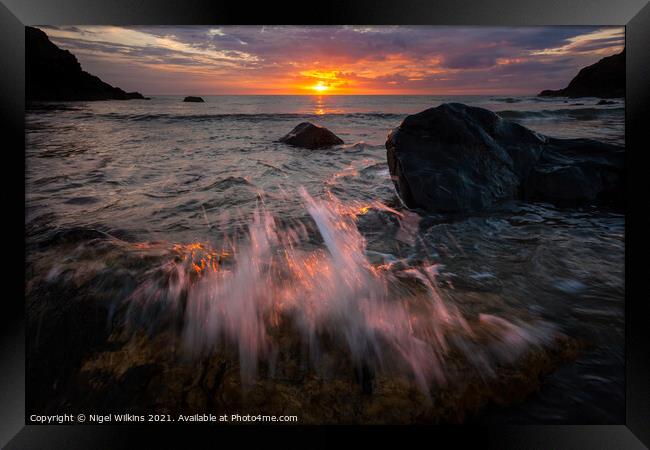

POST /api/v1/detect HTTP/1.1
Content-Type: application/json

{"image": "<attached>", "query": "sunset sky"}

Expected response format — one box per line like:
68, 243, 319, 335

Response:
39, 25, 624, 95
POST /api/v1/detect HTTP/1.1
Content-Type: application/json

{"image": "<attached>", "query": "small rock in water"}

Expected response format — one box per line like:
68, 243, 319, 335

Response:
280, 122, 344, 149
183, 96, 204, 102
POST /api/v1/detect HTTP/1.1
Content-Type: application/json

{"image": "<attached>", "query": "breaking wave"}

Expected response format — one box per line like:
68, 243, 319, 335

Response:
118, 189, 555, 391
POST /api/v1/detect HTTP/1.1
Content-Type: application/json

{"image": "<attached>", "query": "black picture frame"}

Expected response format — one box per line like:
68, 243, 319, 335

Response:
2, 0, 648, 447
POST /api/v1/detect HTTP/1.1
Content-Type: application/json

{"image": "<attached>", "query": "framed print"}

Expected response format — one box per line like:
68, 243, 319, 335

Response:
1, 0, 648, 447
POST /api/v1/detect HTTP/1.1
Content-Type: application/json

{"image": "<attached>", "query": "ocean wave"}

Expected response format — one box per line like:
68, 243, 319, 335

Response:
497, 107, 624, 121
92, 112, 406, 122
198, 176, 254, 192
88, 108, 624, 123
491, 97, 523, 103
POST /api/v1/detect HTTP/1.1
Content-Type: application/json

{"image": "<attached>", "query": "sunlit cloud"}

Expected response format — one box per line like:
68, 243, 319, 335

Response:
529, 28, 624, 56
38, 25, 625, 95
44, 25, 259, 64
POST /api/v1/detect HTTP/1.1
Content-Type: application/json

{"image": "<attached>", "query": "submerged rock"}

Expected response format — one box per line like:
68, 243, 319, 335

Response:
26, 253, 588, 422
386, 103, 624, 213
26, 27, 146, 101
280, 122, 344, 149
539, 49, 624, 99
183, 96, 205, 103
27, 235, 582, 423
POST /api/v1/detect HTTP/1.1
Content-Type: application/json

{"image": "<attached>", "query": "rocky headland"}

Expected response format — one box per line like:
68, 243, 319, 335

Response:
26, 26, 146, 101
538, 49, 624, 99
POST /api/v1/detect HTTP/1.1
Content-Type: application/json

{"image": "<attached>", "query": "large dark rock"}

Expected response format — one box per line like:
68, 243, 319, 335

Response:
386, 103, 624, 213
524, 138, 624, 205
280, 122, 344, 149
539, 49, 625, 98
183, 96, 205, 102
26, 26, 146, 101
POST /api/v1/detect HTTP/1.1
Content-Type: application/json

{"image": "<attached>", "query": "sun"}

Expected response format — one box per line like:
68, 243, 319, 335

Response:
312, 82, 329, 93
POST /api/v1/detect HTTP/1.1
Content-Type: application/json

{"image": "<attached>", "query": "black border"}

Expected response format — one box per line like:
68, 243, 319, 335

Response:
2, 0, 648, 447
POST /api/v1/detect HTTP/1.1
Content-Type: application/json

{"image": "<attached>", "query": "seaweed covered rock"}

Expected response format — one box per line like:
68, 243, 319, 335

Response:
26, 232, 582, 423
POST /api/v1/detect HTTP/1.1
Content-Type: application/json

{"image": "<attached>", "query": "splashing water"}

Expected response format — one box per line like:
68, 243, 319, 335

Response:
121, 188, 554, 392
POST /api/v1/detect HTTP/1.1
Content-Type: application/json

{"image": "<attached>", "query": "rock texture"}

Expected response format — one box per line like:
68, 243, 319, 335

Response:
183, 96, 205, 102
386, 103, 624, 213
26, 27, 146, 101
539, 49, 625, 98
280, 122, 344, 149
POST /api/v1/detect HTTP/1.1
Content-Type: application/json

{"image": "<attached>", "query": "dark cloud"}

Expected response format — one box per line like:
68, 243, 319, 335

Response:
443, 53, 502, 69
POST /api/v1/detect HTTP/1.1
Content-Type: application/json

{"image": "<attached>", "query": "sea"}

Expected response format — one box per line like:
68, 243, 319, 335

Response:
25, 95, 625, 423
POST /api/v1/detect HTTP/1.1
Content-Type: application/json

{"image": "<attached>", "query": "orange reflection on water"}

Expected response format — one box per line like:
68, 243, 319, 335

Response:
170, 241, 230, 275
310, 95, 345, 115
313, 95, 327, 115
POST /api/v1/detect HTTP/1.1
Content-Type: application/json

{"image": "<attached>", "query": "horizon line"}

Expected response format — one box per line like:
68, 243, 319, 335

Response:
141, 93, 541, 97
